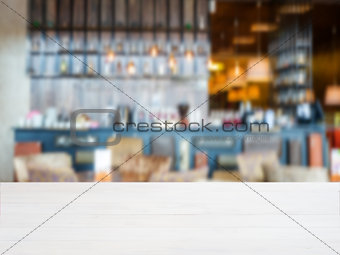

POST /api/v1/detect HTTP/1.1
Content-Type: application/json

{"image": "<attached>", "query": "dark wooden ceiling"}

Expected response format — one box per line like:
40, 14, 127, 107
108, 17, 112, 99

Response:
312, 4, 340, 51
210, 1, 340, 55
210, 1, 277, 54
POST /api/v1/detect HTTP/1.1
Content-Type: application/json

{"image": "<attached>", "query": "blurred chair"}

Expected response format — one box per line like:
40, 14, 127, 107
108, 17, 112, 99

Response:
14, 152, 77, 182
263, 163, 328, 182
237, 151, 279, 182
14, 142, 41, 156
149, 166, 208, 182
148, 149, 208, 182
118, 155, 172, 182
117, 154, 208, 182
106, 136, 143, 181
211, 170, 241, 182
237, 151, 329, 182
107, 136, 143, 168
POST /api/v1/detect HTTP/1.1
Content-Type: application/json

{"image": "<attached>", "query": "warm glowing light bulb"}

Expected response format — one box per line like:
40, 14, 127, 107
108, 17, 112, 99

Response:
235, 64, 240, 76
207, 58, 213, 67
150, 46, 158, 57
127, 61, 136, 75
207, 58, 224, 72
168, 55, 176, 68
106, 50, 115, 62
168, 54, 177, 74
185, 50, 194, 61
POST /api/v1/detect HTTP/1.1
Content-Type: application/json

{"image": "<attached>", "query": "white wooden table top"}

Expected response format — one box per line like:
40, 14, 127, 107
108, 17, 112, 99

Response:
0, 183, 340, 255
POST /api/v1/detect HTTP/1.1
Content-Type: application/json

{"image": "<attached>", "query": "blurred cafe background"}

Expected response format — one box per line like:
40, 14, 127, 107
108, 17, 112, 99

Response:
1, 0, 340, 182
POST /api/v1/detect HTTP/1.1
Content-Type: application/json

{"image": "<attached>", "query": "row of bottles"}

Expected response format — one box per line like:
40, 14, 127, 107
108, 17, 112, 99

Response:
28, 0, 210, 78
31, 32, 209, 56
274, 69, 308, 87
31, 0, 208, 31
30, 31, 210, 77
30, 53, 209, 77
275, 89, 310, 105
276, 49, 308, 69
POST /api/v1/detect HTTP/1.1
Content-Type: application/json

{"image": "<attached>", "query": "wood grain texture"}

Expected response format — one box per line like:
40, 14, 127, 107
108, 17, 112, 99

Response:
0, 183, 340, 255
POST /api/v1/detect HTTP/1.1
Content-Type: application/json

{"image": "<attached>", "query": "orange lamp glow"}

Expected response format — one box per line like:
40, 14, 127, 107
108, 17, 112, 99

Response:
127, 61, 136, 75
228, 90, 239, 102
150, 46, 158, 57
168, 54, 177, 72
185, 50, 194, 61
106, 50, 115, 62
247, 85, 260, 101
325, 85, 340, 106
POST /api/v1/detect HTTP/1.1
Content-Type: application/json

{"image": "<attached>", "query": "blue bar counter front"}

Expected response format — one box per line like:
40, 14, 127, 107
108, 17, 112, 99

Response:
14, 125, 328, 177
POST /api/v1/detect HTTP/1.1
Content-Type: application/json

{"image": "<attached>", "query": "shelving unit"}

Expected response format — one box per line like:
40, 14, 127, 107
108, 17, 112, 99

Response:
28, 0, 211, 78
270, 0, 313, 110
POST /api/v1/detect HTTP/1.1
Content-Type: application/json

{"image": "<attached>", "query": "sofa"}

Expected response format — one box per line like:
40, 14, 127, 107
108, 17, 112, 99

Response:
14, 152, 78, 182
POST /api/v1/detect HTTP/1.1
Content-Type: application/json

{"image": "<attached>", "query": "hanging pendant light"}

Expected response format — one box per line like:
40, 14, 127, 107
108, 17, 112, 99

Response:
233, 36, 255, 46
127, 61, 136, 75
325, 86, 340, 105
247, 58, 271, 82
247, 1, 272, 83
251, 0, 277, 33
251, 23, 277, 33
168, 54, 178, 74
106, 50, 115, 62
150, 45, 158, 57
325, 25, 340, 106
207, 58, 223, 72
185, 50, 194, 61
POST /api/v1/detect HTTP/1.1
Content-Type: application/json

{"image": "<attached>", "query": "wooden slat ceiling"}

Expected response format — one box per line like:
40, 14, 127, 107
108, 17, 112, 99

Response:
210, 1, 340, 55
210, 1, 277, 54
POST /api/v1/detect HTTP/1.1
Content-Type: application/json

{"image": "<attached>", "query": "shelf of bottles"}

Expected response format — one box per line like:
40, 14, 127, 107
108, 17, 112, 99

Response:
270, 0, 313, 107
28, 0, 210, 79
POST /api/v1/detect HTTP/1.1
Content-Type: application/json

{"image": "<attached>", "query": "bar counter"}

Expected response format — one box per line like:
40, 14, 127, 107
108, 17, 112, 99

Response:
14, 125, 328, 176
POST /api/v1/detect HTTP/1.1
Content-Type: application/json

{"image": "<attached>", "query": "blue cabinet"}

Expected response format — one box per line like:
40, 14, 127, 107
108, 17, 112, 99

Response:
14, 125, 328, 176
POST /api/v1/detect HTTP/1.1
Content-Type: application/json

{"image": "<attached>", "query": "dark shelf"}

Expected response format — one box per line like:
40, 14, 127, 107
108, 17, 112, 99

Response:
275, 64, 309, 72
274, 84, 311, 90
277, 103, 298, 107
28, 26, 208, 34
274, 44, 312, 55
